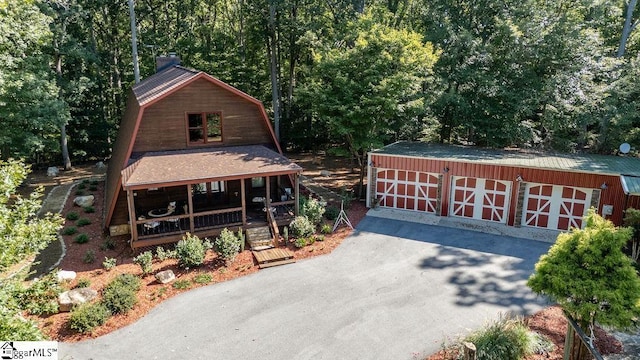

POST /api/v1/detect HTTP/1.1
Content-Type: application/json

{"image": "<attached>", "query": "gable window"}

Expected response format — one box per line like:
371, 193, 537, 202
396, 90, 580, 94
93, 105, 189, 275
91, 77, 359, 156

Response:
187, 112, 222, 144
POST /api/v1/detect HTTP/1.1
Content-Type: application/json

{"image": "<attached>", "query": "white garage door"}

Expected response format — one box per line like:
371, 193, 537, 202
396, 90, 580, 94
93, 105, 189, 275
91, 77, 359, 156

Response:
450, 176, 511, 223
375, 169, 439, 213
522, 183, 594, 230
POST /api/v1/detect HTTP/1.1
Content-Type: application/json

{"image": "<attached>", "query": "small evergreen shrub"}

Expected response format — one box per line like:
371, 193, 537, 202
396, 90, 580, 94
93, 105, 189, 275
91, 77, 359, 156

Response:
89, 179, 98, 186
102, 276, 140, 315
81, 179, 90, 184
100, 237, 116, 251
17, 273, 62, 315
193, 273, 213, 284
89, 185, 98, 192
62, 226, 78, 235
320, 224, 332, 234
74, 233, 89, 244
102, 257, 117, 271
110, 274, 141, 292
83, 205, 95, 213
75, 189, 85, 196
83, 250, 96, 264
76, 218, 91, 227
315, 234, 325, 242
214, 228, 241, 264
324, 206, 340, 220
75, 278, 91, 288
302, 197, 326, 225
66, 212, 79, 221
77, 183, 87, 190
69, 302, 111, 333
155, 246, 176, 261
294, 237, 307, 248
339, 187, 355, 208
176, 233, 212, 268
133, 251, 153, 275
289, 216, 314, 238
173, 279, 191, 290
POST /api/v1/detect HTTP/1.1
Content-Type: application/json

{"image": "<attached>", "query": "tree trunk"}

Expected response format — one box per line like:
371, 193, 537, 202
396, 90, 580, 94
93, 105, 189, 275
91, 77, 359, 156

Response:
268, 0, 281, 143
617, 0, 638, 57
55, 52, 72, 170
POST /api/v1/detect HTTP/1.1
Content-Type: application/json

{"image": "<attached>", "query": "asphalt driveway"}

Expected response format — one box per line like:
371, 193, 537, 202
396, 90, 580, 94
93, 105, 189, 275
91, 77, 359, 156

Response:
60, 216, 551, 360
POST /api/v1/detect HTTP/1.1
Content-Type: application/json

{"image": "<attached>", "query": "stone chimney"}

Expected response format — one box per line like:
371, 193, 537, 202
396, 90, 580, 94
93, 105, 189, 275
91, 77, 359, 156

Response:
155, 52, 181, 72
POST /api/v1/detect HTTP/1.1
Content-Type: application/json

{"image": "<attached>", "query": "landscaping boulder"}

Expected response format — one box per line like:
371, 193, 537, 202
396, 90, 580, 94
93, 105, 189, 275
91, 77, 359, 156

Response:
58, 288, 98, 312
155, 270, 176, 284
47, 167, 59, 177
56, 270, 77, 282
95, 161, 106, 169
74, 195, 94, 207
320, 170, 332, 177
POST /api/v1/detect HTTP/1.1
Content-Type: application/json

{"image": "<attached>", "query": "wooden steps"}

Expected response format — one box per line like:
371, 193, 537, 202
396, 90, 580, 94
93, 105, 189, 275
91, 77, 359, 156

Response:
253, 248, 295, 268
245, 226, 273, 250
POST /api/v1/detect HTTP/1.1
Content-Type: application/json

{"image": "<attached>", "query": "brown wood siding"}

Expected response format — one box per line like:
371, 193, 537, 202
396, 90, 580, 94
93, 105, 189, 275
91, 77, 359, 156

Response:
371, 153, 628, 226
132, 78, 272, 153
111, 190, 130, 226
105, 92, 140, 227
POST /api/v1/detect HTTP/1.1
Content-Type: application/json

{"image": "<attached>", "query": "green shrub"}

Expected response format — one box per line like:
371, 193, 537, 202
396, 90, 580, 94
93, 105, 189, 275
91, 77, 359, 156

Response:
465, 316, 551, 360
89, 185, 98, 192
75, 278, 91, 288
62, 226, 78, 235
102, 276, 139, 315
133, 251, 153, 275
66, 211, 79, 221
176, 233, 212, 268
214, 228, 241, 264
83, 205, 95, 213
83, 250, 96, 264
301, 197, 326, 225
74, 233, 89, 244
155, 246, 176, 261
339, 187, 356, 208
320, 224, 332, 234
294, 237, 307, 248
110, 274, 141, 292
324, 206, 340, 220
75, 189, 85, 196
0, 310, 45, 340
76, 218, 91, 227
69, 302, 111, 333
173, 279, 191, 290
102, 257, 117, 271
17, 272, 62, 315
100, 237, 116, 251
81, 179, 90, 184
77, 183, 86, 190
193, 273, 213, 284
89, 179, 99, 186
289, 216, 314, 238
315, 234, 325, 242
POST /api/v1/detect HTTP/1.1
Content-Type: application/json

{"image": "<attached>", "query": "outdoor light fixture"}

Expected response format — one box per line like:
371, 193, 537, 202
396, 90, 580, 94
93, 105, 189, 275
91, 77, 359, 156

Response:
600, 182, 608, 190
443, 166, 449, 173
516, 174, 523, 182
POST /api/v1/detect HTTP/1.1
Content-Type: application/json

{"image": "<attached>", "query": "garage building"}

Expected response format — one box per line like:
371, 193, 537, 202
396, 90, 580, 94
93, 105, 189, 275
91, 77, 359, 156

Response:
367, 142, 640, 231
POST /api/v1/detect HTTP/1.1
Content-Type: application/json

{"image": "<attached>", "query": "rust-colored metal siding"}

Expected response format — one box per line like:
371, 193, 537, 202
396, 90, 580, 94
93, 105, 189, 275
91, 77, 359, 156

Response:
371, 153, 627, 226
132, 78, 272, 153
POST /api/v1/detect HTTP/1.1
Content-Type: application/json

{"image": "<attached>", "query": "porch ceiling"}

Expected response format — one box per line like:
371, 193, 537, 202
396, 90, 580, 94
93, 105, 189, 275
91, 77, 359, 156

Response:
122, 145, 301, 189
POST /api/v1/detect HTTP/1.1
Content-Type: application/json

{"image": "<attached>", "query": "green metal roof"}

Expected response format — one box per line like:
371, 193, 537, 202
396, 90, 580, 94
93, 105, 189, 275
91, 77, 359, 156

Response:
371, 141, 640, 177
621, 175, 640, 195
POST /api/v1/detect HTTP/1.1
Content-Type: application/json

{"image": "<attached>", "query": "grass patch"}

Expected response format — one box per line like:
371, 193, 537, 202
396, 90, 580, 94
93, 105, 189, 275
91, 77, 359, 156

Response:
172, 279, 191, 290
193, 273, 213, 284
83, 250, 96, 264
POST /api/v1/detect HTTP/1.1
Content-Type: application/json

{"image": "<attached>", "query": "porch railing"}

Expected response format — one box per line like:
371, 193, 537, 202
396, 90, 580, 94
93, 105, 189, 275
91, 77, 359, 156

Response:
136, 207, 243, 240
193, 207, 243, 230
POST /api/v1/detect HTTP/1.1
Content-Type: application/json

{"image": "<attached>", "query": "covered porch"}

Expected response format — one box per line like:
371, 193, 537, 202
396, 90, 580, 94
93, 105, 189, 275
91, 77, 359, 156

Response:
121, 146, 302, 249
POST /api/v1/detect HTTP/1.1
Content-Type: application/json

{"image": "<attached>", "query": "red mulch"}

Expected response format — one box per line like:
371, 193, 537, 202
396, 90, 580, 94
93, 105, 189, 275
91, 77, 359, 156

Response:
31, 178, 368, 341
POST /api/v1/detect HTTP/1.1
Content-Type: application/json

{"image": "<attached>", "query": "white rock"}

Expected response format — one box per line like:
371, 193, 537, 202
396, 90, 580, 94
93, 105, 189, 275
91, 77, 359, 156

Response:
155, 270, 176, 284
56, 270, 77, 282
95, 161, 106, 169
47, 167, 59, 177
58, 288, 98, 312
74, 195, 94, 207
320, 170, 332, 177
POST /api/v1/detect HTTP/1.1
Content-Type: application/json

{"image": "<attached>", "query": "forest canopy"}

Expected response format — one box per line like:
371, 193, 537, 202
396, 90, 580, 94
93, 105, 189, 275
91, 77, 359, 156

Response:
0, 0, 639, 166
